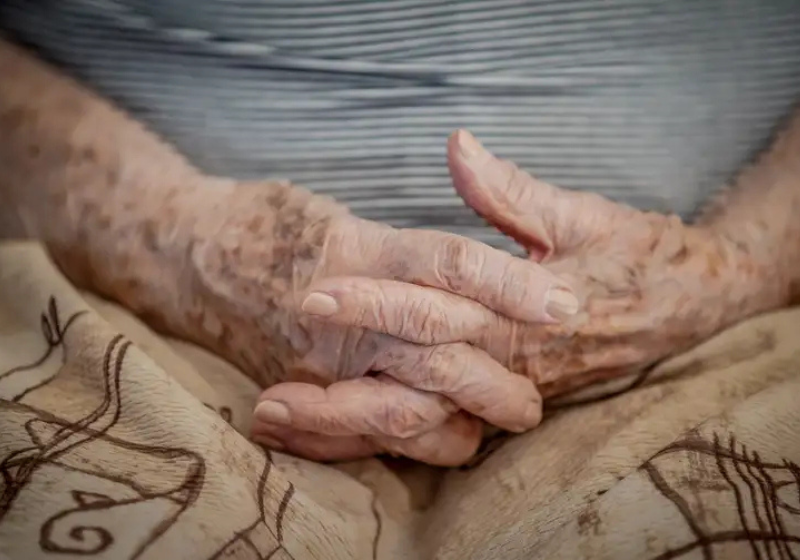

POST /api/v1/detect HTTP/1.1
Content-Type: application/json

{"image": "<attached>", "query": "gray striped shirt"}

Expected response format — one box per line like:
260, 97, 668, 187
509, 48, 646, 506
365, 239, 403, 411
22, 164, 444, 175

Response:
2, 0, 800, 251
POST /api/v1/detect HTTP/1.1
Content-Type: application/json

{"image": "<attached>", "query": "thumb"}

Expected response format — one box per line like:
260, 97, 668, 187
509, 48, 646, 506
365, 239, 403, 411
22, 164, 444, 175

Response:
447, 130, 626, 261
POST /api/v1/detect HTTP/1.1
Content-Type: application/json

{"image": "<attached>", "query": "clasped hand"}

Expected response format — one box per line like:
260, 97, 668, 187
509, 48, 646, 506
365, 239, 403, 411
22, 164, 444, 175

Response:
184, 131, 751, 466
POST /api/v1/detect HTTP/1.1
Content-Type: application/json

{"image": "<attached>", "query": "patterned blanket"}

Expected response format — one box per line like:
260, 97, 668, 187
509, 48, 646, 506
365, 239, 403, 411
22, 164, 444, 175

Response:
1, 241, 799, 560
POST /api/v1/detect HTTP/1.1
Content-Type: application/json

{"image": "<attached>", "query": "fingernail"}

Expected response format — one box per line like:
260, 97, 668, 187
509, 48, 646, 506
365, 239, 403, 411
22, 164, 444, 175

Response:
255, 400, 291, 425
301, 292, 339, 317
545, 286, 579, 321
457, 130, 484, 160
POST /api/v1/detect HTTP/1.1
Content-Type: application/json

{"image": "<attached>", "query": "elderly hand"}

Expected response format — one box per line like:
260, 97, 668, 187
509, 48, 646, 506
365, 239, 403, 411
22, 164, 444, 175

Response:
178, 173, 578, 465
253, 130, 778, 465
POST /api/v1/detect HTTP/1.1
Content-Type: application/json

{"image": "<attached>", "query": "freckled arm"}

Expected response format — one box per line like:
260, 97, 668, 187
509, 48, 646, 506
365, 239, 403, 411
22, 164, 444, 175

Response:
698, 106, 800, 305
0, 38, 338, 369
0, 36, 207, 291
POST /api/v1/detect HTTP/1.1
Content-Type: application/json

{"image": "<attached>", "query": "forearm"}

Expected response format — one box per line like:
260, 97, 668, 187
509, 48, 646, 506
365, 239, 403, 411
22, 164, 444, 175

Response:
0, 37, 203, 295
699, 106, 800, 307
0, 38, 339, 351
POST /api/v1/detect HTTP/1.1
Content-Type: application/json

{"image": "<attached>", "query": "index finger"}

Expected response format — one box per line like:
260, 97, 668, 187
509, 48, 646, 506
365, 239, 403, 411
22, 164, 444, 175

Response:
383, 228, 578, 323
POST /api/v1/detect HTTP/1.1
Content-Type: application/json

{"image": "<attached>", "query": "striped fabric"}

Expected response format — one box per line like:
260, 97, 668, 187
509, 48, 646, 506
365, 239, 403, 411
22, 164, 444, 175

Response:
2, 0, 800, 251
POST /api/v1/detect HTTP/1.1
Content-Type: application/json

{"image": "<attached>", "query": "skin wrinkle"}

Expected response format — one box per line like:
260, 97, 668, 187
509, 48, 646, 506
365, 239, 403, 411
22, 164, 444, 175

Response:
431, 129, 799, 400
187, 180, 349, 385
2, 34, 799, 464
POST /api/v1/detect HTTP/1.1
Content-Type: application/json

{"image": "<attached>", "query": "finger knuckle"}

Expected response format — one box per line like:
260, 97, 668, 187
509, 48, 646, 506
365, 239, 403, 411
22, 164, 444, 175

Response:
381, 402, 431, 439
424, 345, 466, 393
309, 412, 340, 435
408, 299, 447, 343
373, 284, 396, 331
435, 236, 479, 292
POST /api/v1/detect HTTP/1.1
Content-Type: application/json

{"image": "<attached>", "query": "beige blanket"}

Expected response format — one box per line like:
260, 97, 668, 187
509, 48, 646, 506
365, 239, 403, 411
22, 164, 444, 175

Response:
1, 241, 799, 560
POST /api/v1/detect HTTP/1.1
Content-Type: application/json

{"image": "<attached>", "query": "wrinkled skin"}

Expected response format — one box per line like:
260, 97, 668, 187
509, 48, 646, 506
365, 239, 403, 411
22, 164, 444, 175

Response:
251, 130, 786, 465
2, 39, 575, 466
181, 172, 581, 465
1, 39, 794, 467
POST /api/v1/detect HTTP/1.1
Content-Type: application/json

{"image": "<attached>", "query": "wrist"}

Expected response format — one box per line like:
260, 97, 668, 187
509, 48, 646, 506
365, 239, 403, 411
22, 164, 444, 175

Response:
186, 178, 349, 311
697, 115, 800, 309
46, 175, 207, 328
171, 178, 349, 381
697, 222, 793, 330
